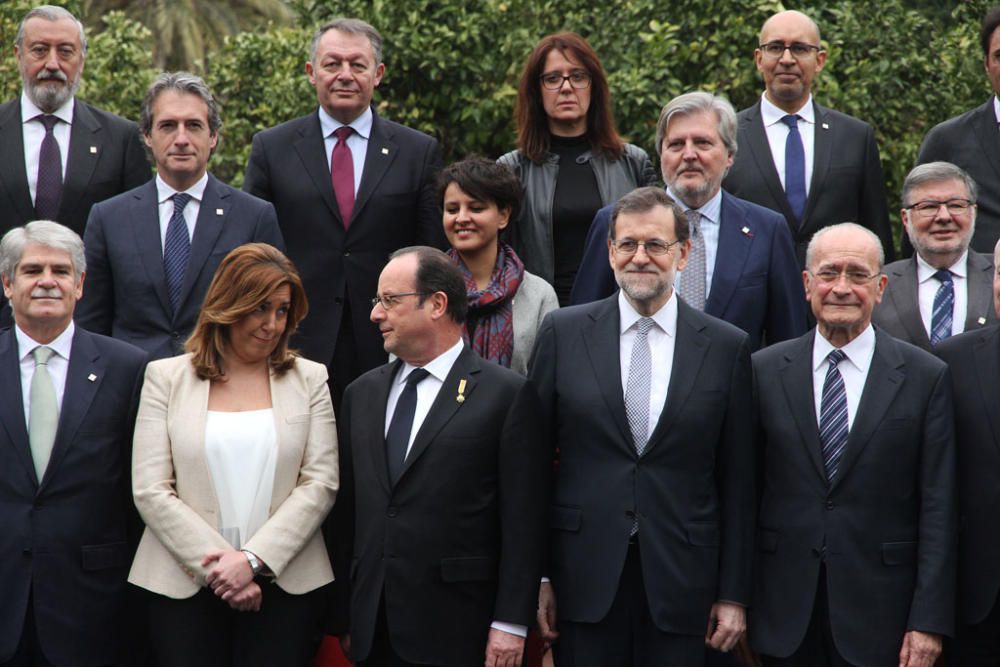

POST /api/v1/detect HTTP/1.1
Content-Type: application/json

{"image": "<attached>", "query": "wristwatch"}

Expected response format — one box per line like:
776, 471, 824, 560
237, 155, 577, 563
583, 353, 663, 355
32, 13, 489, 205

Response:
241, 549, 263, 576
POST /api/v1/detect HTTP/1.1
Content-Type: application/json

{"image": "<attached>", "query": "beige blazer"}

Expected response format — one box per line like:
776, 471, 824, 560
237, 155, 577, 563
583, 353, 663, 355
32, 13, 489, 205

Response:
128, 354, 339, 598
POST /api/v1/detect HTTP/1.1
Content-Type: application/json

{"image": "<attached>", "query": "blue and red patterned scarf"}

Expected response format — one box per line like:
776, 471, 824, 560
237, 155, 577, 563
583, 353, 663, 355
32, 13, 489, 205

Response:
447, 243, 524, 368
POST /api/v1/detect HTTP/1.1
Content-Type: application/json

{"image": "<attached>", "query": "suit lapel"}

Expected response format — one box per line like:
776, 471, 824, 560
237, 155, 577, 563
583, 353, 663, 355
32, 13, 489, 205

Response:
740, 102, 795, 225
130, 180, 173, 316
802, 102, 833, 235
830, 330, 904, 491
57, 102, 101, 223
779, 331, 828, 482
178, 174, 227, 315
293, 113, 342, 223
370, 360, 401, 494
973, 328, 1000, 460
581, 297, 633, 452
352, 112, 398, 230
964, 251, 994, 331
0, 329, 35, 484
705, 192, 753, 318
972, 98, 1000, 186
885, 258, 931, 349
0, 101, 36, 223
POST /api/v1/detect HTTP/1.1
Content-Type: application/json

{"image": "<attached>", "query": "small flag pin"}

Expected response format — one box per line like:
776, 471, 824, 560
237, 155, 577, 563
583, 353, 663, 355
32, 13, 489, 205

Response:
216, 208, 224, 216
87, 373, 97, 382
381, 147, 389, 155
89, 146, 97, 154
822, 123, 830, 130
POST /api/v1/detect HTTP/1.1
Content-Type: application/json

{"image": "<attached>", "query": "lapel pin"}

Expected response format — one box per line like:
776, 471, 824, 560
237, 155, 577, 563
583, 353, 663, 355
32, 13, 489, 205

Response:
381, 147, 389, 155
89, 146, 97, 154
741, 226, 751, 235
87, 373, 97, 382
215, 208, 224, 216
821, 123, 830, 130
456, 378, 467, 403
979, 317, 987, 325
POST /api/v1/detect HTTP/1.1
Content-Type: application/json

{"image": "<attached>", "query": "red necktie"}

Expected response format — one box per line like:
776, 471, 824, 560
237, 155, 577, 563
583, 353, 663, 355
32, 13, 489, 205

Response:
331, 126, 355, 228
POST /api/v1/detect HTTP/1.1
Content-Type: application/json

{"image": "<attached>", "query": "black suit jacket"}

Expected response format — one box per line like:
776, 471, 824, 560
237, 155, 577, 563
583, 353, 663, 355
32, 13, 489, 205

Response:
873, 252, 996, 352
332, 347, 549, 665
936, 324, 1000, 625
917, 98, 1000, 255
751, 328, 957, 665
243, 109, 446, 374
0, 327, 147, 666
528, 296, 754, 634
723, 99, 894, 265
75, 174, 284, 360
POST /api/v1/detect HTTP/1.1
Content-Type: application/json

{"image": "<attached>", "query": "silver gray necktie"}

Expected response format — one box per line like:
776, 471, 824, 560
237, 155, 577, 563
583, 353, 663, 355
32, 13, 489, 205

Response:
678, 210, 707, 310
29, 346, 59, 481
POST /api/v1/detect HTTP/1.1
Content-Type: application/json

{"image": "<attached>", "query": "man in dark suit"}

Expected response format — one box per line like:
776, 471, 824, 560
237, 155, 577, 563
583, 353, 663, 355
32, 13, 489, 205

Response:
874, 162, 995, 350
936, 240, 1000, 665
76, 72, 283, 360
571, 91, 805, 350
751, 223, 956, 667
0, 220, 147, 667
331, 247, 548, 666
244, 18, 446, 410
531, 187, 753, 666
722, 10, 893, 266
916, 7, 1000, 255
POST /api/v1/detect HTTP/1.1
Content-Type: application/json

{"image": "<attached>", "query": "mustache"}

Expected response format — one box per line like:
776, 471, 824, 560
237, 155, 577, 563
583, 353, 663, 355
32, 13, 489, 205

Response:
31, 287, 63, 298
36, 69, 68, 83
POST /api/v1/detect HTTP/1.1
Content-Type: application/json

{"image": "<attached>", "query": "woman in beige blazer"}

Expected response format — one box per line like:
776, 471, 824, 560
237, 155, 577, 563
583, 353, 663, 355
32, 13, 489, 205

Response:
129, 244, 338, 666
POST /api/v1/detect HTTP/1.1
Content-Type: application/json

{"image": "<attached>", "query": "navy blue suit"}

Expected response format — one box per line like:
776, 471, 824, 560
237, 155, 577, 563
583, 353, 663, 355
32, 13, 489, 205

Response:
0, 327, 147, 666
570, 190, 806, 350
76, 174, 284, 360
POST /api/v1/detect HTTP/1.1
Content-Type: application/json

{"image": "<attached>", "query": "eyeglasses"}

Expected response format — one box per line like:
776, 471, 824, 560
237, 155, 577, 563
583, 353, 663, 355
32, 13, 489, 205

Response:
809, 269, 881, 286
906, 199, 974, 219
371, 292, 428, 310
758, 41, 824, 59
539, 70, 592, 90
611, 239, 681, 256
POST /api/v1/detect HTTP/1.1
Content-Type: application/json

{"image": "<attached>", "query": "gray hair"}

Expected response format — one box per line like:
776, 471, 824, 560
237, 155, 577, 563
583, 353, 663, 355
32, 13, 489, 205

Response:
15, 5, 87, 56
0, 220, 86, 281
805, 222, 885, 271
140, 71, 222, 137
901, 161, 978, 207
311, 18, 383, 65
609, 186, 690, 243
655, 91, 738, 156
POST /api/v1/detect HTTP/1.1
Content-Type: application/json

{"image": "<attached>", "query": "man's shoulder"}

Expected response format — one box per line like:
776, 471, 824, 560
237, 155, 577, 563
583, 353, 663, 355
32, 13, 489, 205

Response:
875, 327, 947, 373
77, 327, 147, 367
881, 256, 916, 277
89, 179, 152, 216
813, 101, 874, 132
735, 99, 762, 122
722, 190, 785, 228
546, 296, 614, 328
374, 114, 438, 148
75, 99, 141, 132
752, 330, 810, 366
925, 98, 992, 139
207, 174, 272, 209
252, 112, 316, 142
682, 302, 751, 346
937, 322, 1000, 360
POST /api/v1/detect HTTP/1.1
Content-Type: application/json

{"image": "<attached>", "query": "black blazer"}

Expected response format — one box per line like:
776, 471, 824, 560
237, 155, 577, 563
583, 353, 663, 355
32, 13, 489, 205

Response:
936, 324, 1000, 625
332, 347, 549, 665
723, 99, 894, 265
528, 296, 754, 634
873, 252, 996, 352
751, 328, 957, 666
0, 327, 147, 665
243, 109, 446, 374
75, 174, 284, 360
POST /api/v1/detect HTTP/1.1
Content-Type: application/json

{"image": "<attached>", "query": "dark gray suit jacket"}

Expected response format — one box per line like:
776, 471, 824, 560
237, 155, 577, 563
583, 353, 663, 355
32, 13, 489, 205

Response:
75, 174, 284, 360
723, 99, 894, 265
873, 251, 996, 352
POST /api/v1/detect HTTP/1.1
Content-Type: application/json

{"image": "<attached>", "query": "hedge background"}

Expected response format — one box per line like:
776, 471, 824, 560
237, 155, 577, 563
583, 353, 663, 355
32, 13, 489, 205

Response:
1, 1, 996, 251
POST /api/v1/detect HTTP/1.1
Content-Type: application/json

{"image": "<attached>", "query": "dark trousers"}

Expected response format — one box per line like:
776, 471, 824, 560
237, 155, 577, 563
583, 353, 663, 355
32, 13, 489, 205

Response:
760, 565, 853, 667
555, 541, 705, 667
955, 593, 1000, 667
330, 301, 361, 416
146, 580, 324, 667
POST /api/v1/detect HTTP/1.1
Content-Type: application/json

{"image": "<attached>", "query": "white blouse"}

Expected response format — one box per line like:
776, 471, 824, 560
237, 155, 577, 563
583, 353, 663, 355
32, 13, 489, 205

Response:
204, 409, 278, 549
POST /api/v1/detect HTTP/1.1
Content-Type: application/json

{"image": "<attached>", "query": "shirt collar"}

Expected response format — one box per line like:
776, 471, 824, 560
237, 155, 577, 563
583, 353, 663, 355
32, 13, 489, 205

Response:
21, 91, 74, 126
397, 337, 464, 385
665, 186, 723, 227
319, 105, 373, 141
994, 95, 1000, 123
155, 172, 209, 205
915, 250, 969, 283
812, 323, 875, 375
618, 289, 678, 338
15, 320, 75, 362
761, 92, 815, 126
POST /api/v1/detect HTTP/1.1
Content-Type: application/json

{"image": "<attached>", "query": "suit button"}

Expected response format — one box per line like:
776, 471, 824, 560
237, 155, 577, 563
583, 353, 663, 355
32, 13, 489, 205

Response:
624, 510, 636, 518
335, 297, 343, 304
23, 547, 31, 555
344, 251, 351, 257
825, 500, 834, 510
386, 506, 398, 518
812, 546, 827, 559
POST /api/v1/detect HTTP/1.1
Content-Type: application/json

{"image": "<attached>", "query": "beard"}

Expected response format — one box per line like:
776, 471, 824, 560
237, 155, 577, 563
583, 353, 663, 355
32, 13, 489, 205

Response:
616, 268, 671, 307
24, 68, 80, 113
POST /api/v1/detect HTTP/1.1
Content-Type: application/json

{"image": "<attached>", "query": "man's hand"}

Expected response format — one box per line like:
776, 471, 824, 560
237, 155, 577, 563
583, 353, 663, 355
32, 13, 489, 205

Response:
537, 581, 559, 642
202, 549, 255, 600
705, 601, 746, 652
484, 628, 524, 667
227, 580, 262, 612
898, 630, 941, 667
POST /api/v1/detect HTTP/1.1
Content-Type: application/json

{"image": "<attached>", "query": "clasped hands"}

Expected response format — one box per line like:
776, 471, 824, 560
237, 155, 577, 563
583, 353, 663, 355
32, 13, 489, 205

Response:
202, 549, 262, 612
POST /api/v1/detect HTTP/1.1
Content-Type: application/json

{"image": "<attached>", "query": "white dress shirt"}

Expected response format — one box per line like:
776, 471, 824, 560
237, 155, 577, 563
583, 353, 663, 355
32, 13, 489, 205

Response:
668, 187, 722, 296
21, 92, 74, 206
761, 93, 816, 197
993, 95, 1000, 125
915, 251, 968, 338
17, 322, 75, 425
618, 290, 678, 431
155, 172, 208, 251
319, 105, 371, 196
812, 325, 877, 431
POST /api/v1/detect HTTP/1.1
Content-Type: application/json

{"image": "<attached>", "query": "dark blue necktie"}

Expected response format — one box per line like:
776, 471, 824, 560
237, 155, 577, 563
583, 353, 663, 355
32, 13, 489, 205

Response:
930, 269, 954, 345
163, 192, 192, 312
386, 368, 430, 485
781, 114, 806, 224
34, 115, 63, 220
819, 349, 848, 482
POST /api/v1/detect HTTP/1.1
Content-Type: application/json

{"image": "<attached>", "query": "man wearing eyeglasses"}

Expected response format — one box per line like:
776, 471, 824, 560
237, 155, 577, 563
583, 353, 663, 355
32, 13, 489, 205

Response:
873, 162, 996, 350
531, 186, 755, 665
722, 10, 894, 267
751, 222, 956, 667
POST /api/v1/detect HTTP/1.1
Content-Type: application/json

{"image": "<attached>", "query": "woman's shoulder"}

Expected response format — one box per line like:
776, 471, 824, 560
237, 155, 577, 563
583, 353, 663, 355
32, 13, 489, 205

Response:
497, 149, 526, 168
621, 142, 652, 161
147, 353, 196, 377
281, 355, 329, 384
519, 271, 559, 304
